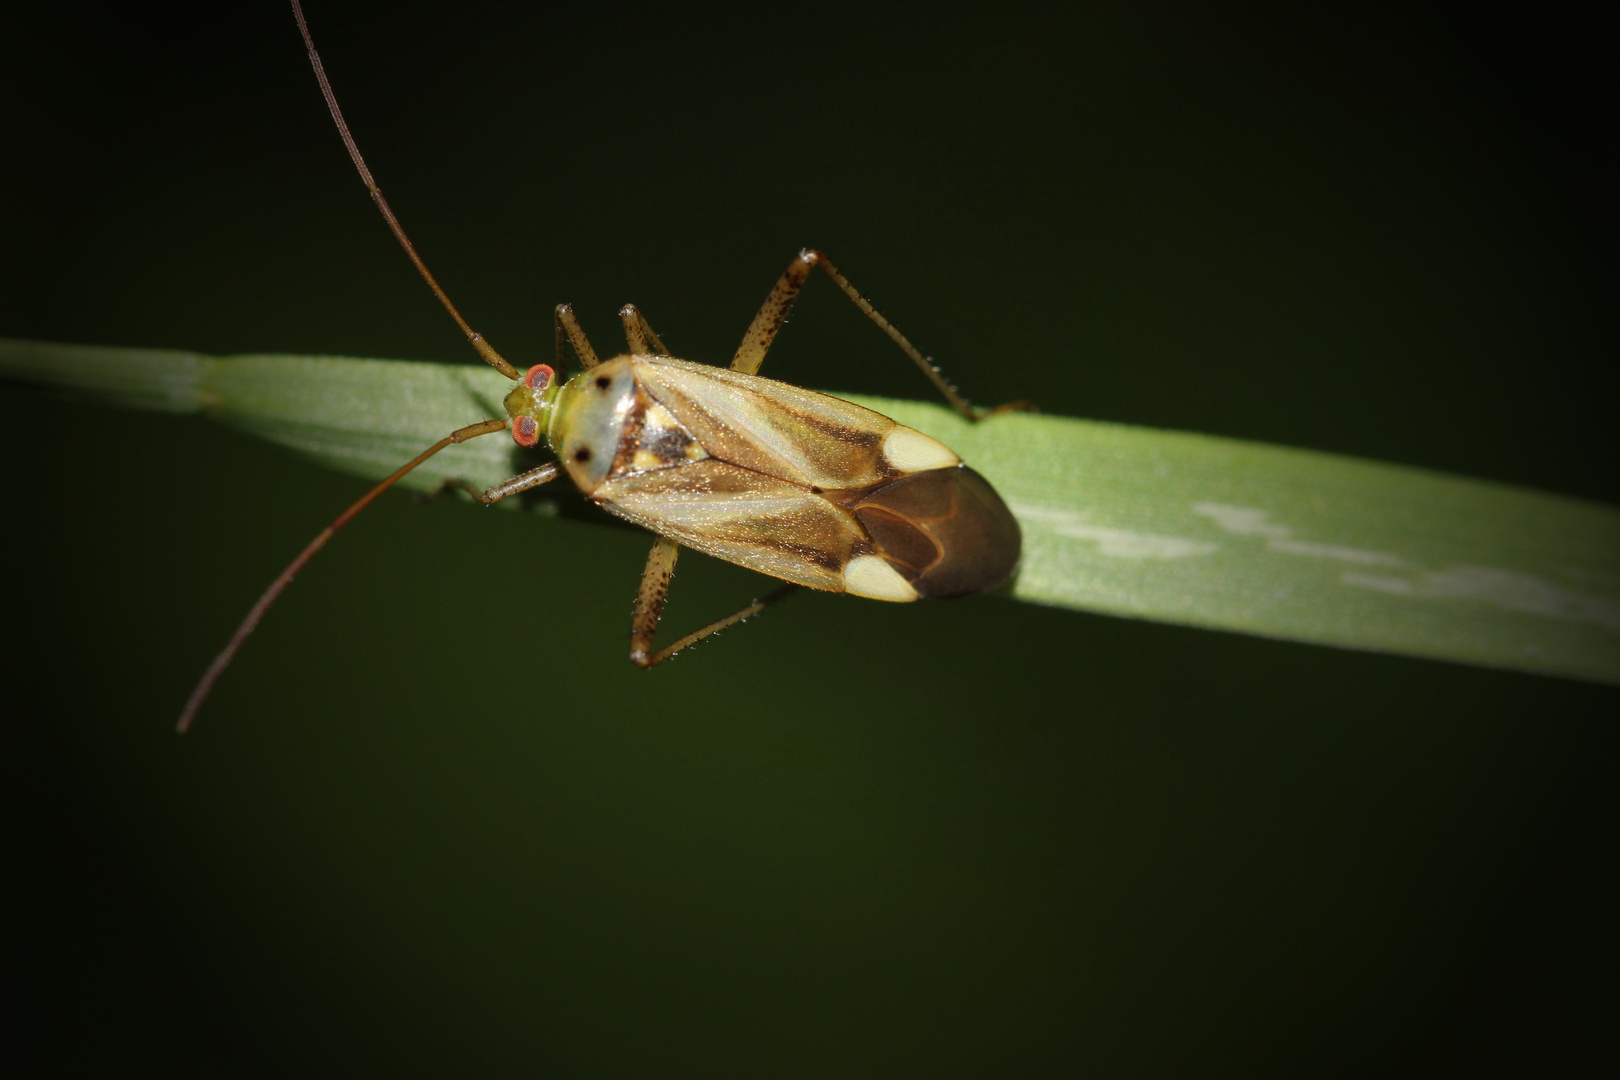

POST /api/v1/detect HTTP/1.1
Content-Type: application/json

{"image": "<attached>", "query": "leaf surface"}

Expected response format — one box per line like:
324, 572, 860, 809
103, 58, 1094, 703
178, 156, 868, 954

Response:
7, 337, 1616, 684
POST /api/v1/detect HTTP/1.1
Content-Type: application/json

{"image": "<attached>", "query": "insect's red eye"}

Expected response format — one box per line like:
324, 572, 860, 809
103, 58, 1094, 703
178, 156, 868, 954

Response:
512, 415, 540, 447
524, 363, 554, 391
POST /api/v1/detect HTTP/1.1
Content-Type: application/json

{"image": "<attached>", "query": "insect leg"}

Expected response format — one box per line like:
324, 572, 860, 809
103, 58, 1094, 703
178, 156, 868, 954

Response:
732, 249, 1028, 421
475, 463, 562, 504
418, 465, 565, 506
629, 537, 798, 668
415, 460, 561, 506
618, 304, 672, 356
555, 304, 600, 370
414, 477, 487, 504
730, 251, 815, 377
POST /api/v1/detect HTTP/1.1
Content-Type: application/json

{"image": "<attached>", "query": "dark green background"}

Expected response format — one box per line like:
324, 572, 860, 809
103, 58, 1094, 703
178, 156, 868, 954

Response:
3, 2, 1613, 1074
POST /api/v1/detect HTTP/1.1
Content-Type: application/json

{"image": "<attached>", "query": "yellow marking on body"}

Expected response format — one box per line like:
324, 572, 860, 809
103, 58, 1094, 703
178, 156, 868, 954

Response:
642, 401, 707, 463
642, 401, 682, 435
882, 426, 959, 473
843, 555, 919, 602
614, 398, 709, 477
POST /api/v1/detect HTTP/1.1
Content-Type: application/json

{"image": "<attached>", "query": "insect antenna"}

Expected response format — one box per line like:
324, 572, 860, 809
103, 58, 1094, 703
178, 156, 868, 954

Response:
181, 8, 538, 731
289, 0, 520, 381
177, 418, 509, 733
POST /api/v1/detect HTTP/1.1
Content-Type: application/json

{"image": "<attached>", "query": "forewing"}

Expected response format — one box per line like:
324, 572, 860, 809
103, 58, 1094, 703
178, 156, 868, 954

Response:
631, 356, 899, 491
597, 459, 864, 592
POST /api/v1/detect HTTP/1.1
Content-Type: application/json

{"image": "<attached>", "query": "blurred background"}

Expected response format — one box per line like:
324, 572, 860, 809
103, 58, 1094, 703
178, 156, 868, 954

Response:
2, 1, 1613, 1074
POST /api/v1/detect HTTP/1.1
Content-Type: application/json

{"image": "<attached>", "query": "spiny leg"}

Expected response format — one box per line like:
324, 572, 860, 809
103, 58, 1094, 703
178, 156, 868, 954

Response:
731, 248, 1029, 421
417, 461, 562, 506
555, 303, 600, 370
474, 463, 563, 504
618, 304, 672, 356
629, 536, 799, 668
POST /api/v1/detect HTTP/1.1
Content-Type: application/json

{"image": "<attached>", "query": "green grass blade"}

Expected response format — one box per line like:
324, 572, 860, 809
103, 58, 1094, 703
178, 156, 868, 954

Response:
6, 337, 1617, 684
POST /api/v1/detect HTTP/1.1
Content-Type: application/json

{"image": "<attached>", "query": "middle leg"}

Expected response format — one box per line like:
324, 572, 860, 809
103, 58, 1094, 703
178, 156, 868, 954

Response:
417, 462, 560, 506
629, 536, 799, 668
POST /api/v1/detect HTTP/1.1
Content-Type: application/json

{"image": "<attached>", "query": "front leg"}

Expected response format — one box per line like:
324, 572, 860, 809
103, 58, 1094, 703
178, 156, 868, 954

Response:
555, 303, 600, 370
478, 463, 562, 504
619, 304, 672, 355
417, 461, 561, 507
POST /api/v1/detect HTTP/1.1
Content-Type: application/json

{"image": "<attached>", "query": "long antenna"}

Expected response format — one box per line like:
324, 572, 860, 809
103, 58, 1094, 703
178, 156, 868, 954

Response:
289, 0, 520, 381
177, 419, 509, 733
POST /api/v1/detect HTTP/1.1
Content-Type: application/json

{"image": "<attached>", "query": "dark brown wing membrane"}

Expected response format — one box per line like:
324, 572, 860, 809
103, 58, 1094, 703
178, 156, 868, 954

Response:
839, 466, 1021, 598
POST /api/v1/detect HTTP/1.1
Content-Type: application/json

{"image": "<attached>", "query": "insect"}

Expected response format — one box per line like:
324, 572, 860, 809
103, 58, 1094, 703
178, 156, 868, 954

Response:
176, 1, 1022, 732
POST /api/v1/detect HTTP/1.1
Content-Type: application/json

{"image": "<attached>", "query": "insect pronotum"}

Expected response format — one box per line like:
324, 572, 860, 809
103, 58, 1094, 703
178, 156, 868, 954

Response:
177, 1, 1024, 732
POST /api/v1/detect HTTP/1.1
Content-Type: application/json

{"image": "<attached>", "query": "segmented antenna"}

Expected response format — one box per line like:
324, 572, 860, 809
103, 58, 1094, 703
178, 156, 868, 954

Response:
177, 419, 508, 733
289, 0, 520, 381
179, 4, 530, 732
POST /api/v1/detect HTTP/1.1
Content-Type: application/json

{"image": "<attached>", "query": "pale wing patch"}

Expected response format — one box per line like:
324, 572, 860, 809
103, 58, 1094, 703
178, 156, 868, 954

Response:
597, 460, 861, 592
843, 555, 920, 603
631, 356, 898, 490
881, 426, 959, 473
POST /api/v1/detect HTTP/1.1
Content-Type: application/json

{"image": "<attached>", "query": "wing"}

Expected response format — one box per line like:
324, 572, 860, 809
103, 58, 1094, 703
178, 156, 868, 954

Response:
837, 466, 1022, 599
630, 355, 907, 491
596, 459, 859, 592
593, 355, 1016, 600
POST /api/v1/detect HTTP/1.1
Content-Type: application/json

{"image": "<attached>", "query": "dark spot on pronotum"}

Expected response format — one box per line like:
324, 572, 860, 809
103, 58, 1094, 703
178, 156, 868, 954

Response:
595, 375, 611, 390
574, 447, 592, 463
810, 486, 823, 494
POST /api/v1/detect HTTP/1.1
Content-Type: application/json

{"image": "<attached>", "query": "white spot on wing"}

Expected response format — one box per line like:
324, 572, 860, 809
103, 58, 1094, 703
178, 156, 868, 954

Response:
882, 426, 959, 473
844, 555, 920, 602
